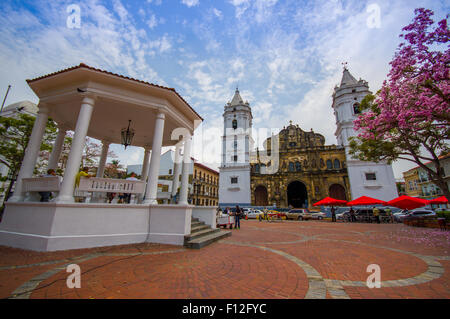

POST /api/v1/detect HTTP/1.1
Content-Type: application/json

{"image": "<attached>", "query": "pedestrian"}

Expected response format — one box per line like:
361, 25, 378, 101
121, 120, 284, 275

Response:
124, 172, 138, 203
349, 207, 356, 222
373, 206, 380, 224
331, 206, 336, 222
39, 168, 57, 202
235, 205, 241, 229
263, 206, 268, 221
385, 207, 393, 223
74, 167, 92, 202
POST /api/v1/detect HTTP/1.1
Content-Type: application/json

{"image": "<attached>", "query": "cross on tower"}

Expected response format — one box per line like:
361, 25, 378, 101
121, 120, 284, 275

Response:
342, 62, 348, 70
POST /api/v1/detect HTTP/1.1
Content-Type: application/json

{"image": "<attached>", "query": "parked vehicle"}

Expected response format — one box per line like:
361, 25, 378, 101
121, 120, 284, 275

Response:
286, 208, 311, 220
404, 209, 437, 220
311, 212, 326, 220
247, 209, 262, 219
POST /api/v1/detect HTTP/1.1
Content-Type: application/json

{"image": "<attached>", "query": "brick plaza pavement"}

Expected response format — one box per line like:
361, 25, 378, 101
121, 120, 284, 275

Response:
0, 220, 449, 299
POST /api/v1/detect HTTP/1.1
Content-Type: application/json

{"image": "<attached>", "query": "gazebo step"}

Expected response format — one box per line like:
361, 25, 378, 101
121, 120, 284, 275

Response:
191, 224, 210, 233
191, 220, 205, 228
185, 231, 231, 249
185, 228, 220, 242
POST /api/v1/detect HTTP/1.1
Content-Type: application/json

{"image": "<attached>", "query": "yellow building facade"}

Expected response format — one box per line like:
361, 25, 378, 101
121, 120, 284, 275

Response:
193, 163, 219, 206
250, 122, 351, 208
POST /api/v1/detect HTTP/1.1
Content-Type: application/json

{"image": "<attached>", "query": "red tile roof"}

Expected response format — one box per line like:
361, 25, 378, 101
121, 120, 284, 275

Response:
26, 63, 203, 121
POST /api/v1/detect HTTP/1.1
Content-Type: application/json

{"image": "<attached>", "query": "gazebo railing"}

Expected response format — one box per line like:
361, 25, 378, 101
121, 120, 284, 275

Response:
78, 177, 146, 193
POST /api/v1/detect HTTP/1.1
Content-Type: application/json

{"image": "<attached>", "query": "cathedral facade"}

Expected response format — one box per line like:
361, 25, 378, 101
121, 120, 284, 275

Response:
250, 122, 351, 208
219, 67, 398, 208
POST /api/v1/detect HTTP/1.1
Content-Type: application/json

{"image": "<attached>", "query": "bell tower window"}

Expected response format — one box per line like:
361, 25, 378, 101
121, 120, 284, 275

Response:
232, 119, 238, 129
353, 103, 361, 115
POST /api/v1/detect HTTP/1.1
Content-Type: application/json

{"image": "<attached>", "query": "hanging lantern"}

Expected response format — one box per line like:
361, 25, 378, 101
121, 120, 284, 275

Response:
121, 120, 135, 149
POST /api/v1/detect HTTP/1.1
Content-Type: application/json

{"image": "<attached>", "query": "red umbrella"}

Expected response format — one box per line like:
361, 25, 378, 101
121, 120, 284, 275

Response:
346, 196, 387, 206
387, 195, 429, 210
313, 197, 347, 207
428, 196, 448, 204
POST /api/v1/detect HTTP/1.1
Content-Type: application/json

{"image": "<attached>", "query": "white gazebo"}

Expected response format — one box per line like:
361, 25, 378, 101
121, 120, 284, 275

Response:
0, 63, 216, 251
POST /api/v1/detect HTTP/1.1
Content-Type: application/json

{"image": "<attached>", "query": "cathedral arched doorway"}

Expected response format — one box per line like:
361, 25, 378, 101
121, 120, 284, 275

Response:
329, 184, 347, 200
254, 185, 268, 206
287, 181, 308, 208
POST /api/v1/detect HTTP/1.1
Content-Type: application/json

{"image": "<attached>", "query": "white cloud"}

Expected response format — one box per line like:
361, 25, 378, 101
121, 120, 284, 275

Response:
181, 0, 200, 8
213, 8, 223, 19
147, 14, 158, 29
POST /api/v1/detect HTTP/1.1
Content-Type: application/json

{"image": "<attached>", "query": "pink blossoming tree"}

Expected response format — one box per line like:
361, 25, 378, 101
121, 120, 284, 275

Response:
349, 8, 450, 201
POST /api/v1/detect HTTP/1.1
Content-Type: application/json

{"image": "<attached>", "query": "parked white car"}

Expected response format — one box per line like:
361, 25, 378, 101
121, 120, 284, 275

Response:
247, 209, 262, 219
311, 212, 326, 220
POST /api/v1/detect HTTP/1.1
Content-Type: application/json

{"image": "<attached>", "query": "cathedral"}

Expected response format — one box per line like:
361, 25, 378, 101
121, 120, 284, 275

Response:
218, 67, 398, 208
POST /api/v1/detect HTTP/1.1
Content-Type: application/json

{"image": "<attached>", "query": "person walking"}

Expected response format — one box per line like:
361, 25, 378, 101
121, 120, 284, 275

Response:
234, 205, 241, 229
331, 206, 336, 222
385, 207, 393, 223
349, 207, 356, 222
373, 206, 380, 224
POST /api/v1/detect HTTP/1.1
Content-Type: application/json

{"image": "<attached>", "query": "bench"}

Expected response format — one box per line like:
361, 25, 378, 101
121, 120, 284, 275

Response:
77, 177, 146, 203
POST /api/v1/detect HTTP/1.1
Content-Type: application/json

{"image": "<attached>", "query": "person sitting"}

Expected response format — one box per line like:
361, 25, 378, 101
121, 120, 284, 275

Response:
39, 168, 57, 202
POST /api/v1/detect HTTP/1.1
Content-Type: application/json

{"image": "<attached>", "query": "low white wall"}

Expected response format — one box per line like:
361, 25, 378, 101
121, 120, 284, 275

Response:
147, 204, 193, 245
0, 202, 193, 251
192, 206, 217, 229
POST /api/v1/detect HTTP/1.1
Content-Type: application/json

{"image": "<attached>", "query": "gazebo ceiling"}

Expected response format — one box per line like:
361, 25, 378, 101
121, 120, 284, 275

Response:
26, 63, 203, 148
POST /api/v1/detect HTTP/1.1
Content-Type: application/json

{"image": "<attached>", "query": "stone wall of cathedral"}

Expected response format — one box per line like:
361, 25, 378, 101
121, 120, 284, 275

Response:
250, 123, 351, 208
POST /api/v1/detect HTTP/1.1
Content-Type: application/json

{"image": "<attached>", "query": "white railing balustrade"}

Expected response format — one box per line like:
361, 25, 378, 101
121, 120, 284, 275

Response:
22, 176, 62, 202
22, 176, 62, 192
77, 177, 146, 203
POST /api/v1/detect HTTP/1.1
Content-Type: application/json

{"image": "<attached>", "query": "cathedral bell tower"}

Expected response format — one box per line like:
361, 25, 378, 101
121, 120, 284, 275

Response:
218, 88, 253, 207
332, 66, 398, 201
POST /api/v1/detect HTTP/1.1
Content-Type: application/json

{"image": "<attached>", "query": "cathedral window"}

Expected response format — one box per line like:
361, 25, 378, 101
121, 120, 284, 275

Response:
353, 103, 361, 114
255, 164, 260, 173
231, 177, 238, 184
232, 119, 238, 129
365, 173, 377, 181
232, 155, 238, 162
288, 162, 295, 172
326, 160, 333, 169
295, 161, 301, 172
289, 142, 296, 147
334, 159, 340, 169
320, 159, 325, 168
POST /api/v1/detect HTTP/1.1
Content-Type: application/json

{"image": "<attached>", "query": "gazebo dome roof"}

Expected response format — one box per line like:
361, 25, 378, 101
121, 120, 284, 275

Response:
26, 63, 203, 148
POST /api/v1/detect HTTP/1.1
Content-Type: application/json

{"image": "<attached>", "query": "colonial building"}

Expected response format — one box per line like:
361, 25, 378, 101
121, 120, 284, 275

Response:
402, 153, 450, 200
193, 162, 219, 206
218, 88, 253, 207
250, 122, 350, 208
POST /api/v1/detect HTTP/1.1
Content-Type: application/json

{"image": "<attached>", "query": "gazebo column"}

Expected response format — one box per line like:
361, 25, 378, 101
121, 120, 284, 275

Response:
55, 96, 95, 203
143, 112, 165, 205
171, 141, 183, 202
96, 141, 110, 177
179, 134, 192, 205
47, 126, 67, 171
141, 147, 151, 182
137, 147, 151, 202
9, 106, 49, 202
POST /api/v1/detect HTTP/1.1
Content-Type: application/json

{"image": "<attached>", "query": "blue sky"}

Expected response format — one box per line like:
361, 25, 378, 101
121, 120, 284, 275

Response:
0, 0, 448, 178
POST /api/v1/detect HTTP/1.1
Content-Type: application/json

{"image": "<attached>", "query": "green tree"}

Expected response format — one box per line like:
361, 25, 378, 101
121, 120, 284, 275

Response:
0, 113, 57, 201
